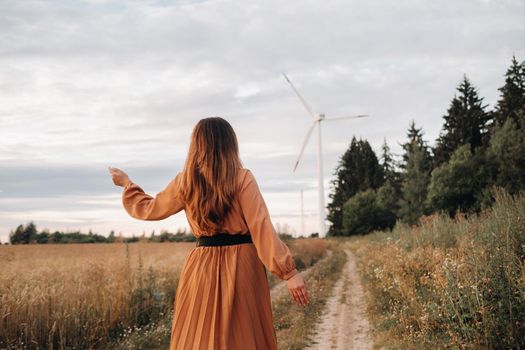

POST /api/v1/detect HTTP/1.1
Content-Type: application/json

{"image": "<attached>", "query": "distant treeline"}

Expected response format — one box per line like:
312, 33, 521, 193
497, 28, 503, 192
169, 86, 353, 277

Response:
327, 55, 525, 236
7, 223, 299, 245
8, 222, 196, 244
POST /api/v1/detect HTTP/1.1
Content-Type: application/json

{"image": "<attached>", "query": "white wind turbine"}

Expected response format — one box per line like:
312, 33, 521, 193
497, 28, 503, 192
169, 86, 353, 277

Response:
282, 72, 369, 238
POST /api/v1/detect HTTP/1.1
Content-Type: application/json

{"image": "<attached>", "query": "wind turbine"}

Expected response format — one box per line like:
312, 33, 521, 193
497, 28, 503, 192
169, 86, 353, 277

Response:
300, 189, 305, 237
282, 72, 369, 238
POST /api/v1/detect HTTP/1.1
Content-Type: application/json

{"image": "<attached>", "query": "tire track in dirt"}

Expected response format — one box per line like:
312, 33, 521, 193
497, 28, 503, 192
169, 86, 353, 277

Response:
304, 249, 372, 350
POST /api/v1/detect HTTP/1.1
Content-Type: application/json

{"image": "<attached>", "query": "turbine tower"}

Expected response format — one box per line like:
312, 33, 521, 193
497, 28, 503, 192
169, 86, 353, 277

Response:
282, 72, 369, 238
300, 189, 305, 236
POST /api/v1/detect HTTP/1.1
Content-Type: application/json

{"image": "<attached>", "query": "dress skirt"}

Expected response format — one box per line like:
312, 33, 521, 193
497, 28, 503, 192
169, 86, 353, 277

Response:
170, 243, 278, 350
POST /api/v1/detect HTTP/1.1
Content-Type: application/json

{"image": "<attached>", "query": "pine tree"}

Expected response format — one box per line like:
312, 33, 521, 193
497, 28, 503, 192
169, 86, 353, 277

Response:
433, 75, 491, 166
398, 122, 432, 225
25, 221, 38, 243
378, 138, 402, 220
398, 120, 432, 169
495, 55, 525, 128
9, 224, 26, 244
326, 136, 384, 235
9, 222, 39, 244
380, 138, 400, 184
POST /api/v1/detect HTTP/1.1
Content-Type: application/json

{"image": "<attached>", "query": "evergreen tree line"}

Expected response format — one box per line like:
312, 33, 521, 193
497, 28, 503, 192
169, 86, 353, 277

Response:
8, 221, 196, 244
327, 55, 525, 236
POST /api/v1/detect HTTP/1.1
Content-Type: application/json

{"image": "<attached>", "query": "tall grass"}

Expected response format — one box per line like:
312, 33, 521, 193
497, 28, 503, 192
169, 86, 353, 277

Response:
266, 238, 329, 289
0, 242, 194, 349
109, 237, 332, 350
0, 237, 330, 349
348, 187, 525, 349
289, 238, 329, 269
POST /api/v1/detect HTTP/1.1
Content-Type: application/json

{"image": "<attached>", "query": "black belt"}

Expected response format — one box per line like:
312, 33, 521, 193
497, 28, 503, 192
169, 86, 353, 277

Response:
196, 233, 253, 247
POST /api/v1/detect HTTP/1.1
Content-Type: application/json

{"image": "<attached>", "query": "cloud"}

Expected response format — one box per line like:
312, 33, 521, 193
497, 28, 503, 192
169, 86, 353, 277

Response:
0, 0, 524, 239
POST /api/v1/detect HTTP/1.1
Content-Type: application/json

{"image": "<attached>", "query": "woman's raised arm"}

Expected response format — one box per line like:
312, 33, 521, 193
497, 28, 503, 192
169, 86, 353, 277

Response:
121, 172, 186, 221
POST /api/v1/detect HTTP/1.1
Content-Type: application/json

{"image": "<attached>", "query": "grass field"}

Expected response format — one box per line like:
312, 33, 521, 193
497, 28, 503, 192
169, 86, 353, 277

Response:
0, 237, 329, 349
0, 242, 194, 349
348, 187, 525, 349
5, 188, 521, 350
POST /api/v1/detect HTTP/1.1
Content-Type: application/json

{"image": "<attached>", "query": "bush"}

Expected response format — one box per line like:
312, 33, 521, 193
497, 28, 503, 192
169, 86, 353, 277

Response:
427, 144, 495, 216
342, 189, 394, 235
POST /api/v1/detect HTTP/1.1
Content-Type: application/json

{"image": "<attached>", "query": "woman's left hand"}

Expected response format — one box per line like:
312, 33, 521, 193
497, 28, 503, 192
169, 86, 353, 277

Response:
286, 272, 309, 306
108, 166, 132, 187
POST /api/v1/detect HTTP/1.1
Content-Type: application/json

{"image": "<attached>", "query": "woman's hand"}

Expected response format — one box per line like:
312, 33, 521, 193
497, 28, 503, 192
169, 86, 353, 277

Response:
108, 166, 132, 187
286, 272, 309, 306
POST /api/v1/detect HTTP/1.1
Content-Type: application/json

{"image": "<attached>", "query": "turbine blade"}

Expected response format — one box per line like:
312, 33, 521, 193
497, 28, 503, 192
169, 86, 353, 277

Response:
293, 122, 317, 172
324, 114, 369, 121
281, 72, 316, 118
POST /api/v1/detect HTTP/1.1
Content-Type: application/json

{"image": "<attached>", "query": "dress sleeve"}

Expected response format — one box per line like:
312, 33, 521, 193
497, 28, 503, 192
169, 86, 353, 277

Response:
239, 169, 298, 281
122, 172, 185, 221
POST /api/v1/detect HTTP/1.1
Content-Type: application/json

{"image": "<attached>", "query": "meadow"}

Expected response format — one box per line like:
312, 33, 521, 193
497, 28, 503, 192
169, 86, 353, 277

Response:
4, 189, 522, 350
0, 237, 329, 349
348, 187, 525, 349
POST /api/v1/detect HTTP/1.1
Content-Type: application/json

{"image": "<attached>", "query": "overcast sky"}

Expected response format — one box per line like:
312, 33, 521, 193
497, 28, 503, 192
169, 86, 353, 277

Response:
1, 0, 524, 242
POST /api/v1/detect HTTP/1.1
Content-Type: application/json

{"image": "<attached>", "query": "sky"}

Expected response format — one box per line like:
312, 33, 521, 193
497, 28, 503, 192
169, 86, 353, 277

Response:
1, 0, 524, 242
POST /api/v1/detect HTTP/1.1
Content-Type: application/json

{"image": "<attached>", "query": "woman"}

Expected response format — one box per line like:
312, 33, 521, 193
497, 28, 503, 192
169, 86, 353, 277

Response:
108, 116, 309, 349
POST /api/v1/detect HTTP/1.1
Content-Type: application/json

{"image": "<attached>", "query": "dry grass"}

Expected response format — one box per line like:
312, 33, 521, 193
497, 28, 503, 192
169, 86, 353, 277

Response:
0, 242, 194, 349
348, 187, 525, 349
267, 238, 329, 289
108, 238, 333, 350
0, 237, 331, 349
289, 238, 329, 269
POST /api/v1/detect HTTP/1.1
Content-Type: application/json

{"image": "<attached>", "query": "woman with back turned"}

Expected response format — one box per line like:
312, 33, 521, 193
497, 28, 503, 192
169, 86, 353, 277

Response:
108, 116, 309, 349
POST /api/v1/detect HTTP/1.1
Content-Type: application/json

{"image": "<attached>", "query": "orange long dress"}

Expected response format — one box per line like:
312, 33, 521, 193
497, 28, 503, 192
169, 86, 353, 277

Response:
121, 168, 298, 350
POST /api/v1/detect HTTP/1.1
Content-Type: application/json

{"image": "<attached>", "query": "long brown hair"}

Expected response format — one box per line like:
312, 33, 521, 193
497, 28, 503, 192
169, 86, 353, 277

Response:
179, 117, 244, 234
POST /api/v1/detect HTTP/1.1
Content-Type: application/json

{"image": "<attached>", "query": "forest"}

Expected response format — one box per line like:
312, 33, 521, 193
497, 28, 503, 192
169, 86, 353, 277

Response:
327, 55, 525, 236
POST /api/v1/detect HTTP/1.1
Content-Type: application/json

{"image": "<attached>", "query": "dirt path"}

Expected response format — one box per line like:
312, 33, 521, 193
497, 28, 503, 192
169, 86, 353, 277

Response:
304, 249, 372, 350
